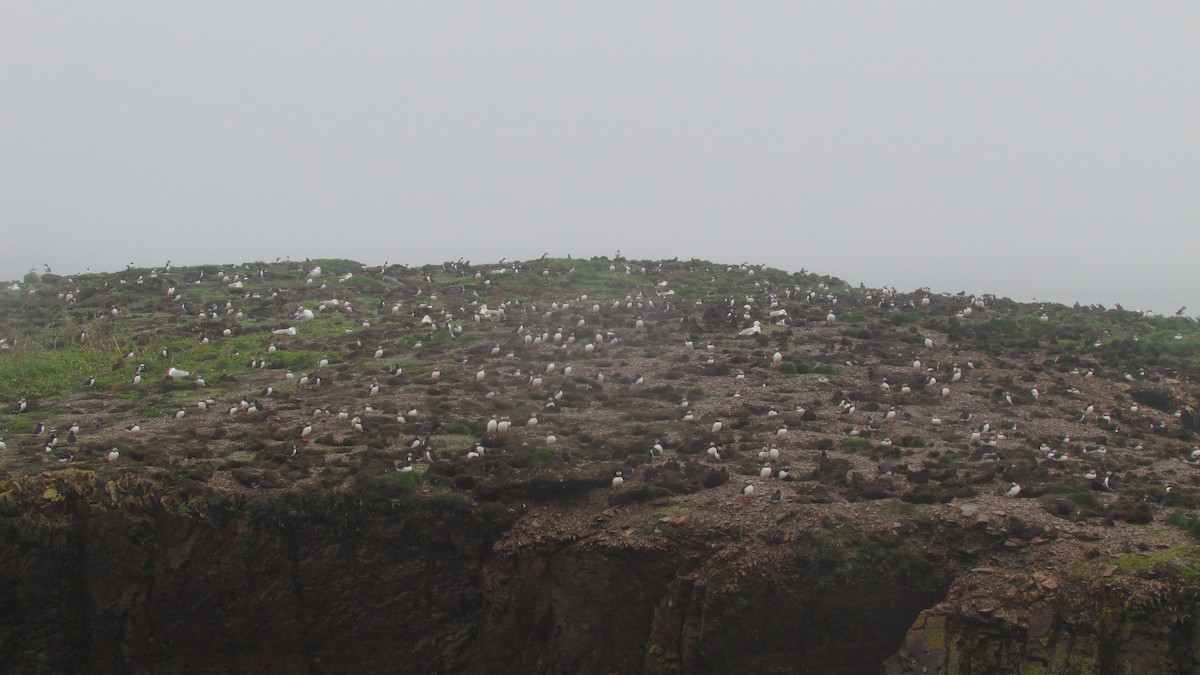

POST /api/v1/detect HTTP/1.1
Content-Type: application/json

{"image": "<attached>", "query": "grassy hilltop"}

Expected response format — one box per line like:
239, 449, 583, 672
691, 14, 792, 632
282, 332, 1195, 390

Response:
0, 255, 1198, 551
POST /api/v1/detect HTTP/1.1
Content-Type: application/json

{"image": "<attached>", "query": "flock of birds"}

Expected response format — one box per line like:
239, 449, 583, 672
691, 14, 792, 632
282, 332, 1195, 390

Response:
2, 255, 1197, 517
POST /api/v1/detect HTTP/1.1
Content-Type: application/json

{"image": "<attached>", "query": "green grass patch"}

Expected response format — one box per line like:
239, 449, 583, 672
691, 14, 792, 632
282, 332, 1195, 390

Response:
0, 417, 38, 435
841, 437, 871, 448
1110, 545, 1200, 579
0, 343, 117, 399
388, 469, 422, 491
653, 496, 696, 518
889, 312, 923, 325
879, 499, 921, 519
1168, 511, 1200, 541
1067, 491, 1101, 509
431, 434, 477, 457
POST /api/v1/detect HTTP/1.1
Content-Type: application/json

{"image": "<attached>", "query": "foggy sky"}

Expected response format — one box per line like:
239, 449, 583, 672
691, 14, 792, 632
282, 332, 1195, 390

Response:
2, 3, 1197, 314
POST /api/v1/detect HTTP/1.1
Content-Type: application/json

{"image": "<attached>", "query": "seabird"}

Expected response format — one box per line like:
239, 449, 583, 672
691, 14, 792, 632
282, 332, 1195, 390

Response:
738, 321, 762, 337
741, 483, 755, 504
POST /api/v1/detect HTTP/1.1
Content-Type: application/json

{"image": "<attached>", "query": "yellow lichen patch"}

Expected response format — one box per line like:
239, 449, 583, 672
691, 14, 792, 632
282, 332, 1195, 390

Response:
906, 611, 947, 653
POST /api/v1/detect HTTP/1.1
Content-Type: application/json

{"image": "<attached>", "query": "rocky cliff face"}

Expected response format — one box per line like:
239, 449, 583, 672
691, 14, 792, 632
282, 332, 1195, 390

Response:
4, 472, 1199, 674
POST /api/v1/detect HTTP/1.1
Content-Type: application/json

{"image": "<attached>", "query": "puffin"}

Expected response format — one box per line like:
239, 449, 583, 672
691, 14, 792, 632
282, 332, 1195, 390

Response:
740, 484, 755, 504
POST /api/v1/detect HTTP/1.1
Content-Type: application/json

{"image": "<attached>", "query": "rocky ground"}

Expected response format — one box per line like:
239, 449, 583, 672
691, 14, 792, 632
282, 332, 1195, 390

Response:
1, 256, 1198, 673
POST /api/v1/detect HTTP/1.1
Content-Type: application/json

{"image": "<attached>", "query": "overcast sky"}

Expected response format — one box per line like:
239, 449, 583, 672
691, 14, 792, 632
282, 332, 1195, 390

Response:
2, 3, 1197, 314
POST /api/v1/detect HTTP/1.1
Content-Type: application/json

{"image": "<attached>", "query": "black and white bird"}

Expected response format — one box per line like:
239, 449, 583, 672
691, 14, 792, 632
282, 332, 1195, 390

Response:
740, 483, 755, 504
